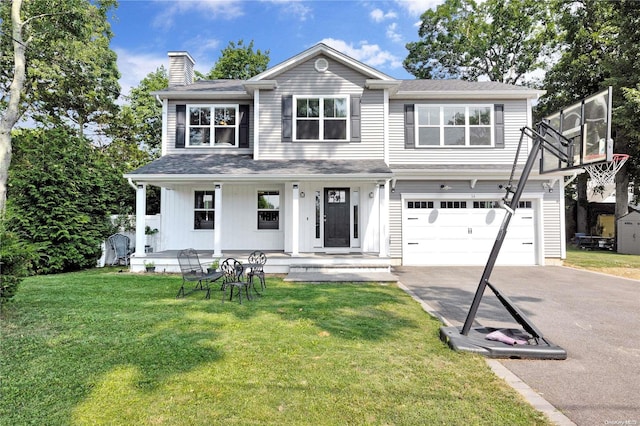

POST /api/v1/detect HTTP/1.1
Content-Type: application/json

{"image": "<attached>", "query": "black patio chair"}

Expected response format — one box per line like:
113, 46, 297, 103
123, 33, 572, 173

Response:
220, 258, 251, 304
108, 233, 131, 266
176, 249, 223, 299
246, 251, 267, 293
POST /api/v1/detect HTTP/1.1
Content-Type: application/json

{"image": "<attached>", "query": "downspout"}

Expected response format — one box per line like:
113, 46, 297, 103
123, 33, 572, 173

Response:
127, 177, 137, 191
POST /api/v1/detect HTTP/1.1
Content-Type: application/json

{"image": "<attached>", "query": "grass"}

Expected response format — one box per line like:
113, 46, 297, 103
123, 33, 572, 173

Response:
1, 269, 551, 425
564, 246, 640, 279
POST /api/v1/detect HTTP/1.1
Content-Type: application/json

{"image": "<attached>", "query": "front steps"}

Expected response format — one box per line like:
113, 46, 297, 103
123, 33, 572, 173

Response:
285, 263, 397, 283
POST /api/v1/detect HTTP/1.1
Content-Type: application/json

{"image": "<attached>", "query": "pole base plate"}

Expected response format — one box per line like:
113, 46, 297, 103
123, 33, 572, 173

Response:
440, 326, 567, 360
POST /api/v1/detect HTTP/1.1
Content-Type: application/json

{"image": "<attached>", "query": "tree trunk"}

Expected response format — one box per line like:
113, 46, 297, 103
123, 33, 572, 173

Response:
0, 0, 27, 213
576, 173, 589, 234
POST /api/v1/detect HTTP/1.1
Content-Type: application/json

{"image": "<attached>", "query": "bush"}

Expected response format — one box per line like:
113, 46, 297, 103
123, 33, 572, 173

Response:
0, 221, 35, 307
8, 127, 119, 274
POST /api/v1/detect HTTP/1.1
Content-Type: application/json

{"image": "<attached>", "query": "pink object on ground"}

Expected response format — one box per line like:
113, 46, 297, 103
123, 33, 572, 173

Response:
485, 330, 529, 345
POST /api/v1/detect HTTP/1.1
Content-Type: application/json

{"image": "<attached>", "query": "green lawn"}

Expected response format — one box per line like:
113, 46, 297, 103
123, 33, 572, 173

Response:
1, 269, 550, 425
565, 245, 640, 269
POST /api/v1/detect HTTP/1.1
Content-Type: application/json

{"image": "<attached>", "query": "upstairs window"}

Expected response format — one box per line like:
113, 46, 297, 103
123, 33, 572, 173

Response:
294, 96, 348, 141
187, 105, 238, 147
416, 105, 493, 147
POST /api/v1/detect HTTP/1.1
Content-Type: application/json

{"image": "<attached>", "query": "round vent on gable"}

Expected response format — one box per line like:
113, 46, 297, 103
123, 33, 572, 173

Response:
314, 58, 329, 73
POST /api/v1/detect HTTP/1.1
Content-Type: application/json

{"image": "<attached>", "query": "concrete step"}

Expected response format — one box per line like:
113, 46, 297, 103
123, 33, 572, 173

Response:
288, 264, 391, 274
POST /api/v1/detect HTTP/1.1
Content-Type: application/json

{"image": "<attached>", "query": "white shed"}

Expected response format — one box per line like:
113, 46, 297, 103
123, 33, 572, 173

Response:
617, 211, 640, 255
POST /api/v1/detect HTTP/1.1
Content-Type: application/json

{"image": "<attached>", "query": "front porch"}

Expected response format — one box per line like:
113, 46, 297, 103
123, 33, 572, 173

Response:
130, 250, 396, 281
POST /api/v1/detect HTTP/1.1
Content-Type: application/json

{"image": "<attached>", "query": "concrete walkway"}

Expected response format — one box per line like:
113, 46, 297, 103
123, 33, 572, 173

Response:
395, 266, 640, 426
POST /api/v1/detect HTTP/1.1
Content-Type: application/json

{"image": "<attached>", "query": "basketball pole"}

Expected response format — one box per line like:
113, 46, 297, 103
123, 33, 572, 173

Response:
460, 124, 571, 336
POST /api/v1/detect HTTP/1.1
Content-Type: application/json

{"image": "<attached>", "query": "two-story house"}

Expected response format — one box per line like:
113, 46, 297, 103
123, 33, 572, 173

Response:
125, 43, 565, 273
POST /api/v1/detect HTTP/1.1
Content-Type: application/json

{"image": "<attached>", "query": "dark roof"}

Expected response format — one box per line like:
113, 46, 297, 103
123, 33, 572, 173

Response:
126, 154, 392, 179
397, 80, 536, 92
159, 80, 246, 93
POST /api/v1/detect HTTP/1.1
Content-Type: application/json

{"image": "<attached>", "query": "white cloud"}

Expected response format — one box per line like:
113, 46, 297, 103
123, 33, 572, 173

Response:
394, 0, 444, 16
151, 0, 245, 29
115, 48, 168, 100
318, 38, 403, 70
263, 0, 313, 21
370, 8, 397, 22
386, 22, 403, 43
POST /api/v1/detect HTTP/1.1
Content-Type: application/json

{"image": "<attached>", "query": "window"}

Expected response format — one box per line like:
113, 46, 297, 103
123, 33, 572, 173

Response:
416, 105, 493, 147
294, 96, 348, 141
194, 191, 214, 230
257, 191, 280, 230
187, 105, 238, 147
407, 201, 434, 209
440, 201, 467, 209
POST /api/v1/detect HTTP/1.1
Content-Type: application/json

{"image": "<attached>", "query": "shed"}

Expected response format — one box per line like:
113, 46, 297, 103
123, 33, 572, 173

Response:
617, 211, 640, 255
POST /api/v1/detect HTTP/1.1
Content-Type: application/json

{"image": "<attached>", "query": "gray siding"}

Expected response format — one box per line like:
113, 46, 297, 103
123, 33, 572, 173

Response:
258, 56, 385, 160
164, 100, 253, 155
388, 99, 530, 165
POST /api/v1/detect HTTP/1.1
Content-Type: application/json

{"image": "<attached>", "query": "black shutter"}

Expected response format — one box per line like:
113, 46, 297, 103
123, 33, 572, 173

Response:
282, 95, 292, 143
175, 104, 186, 148
404, 104, 415, 149
239, 104, 250, 148
350, 95, 361, 142
494, 104, 505, 148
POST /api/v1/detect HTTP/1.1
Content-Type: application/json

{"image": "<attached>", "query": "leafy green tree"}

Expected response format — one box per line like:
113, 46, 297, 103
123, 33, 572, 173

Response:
539, 0, 640, 233
8, 127, 119, 274
0, 0, 119, 212
107, 67, 169, 214
202, 40, 270, 80
115, 67, 168, 156
404, 0, 556, 84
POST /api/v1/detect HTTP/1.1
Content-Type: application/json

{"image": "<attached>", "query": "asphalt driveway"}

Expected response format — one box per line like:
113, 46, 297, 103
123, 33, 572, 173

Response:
395, 266, 640, 426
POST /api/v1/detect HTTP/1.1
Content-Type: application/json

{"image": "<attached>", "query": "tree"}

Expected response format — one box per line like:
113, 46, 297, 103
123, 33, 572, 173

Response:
0, 0, 120, 212
404, 0, 556, 85
539, 0, 640, 236
202, 40, 270, 80
115, 67, 168, 156
107, 67, 170, 215
8, 127, 119, 274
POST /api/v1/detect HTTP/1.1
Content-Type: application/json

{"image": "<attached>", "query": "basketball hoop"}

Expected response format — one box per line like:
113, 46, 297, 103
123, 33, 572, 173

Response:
583, 154, 629, 186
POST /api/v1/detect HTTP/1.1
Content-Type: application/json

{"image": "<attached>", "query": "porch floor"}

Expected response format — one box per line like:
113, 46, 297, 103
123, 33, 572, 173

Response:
130, 250, 396, 282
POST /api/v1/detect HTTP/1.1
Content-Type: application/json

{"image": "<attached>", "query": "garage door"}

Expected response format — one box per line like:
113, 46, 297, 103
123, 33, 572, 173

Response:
402, 199, 536, 266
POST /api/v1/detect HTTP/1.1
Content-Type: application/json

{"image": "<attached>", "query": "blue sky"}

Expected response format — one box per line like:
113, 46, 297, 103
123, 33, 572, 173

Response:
109, 0, 444, 97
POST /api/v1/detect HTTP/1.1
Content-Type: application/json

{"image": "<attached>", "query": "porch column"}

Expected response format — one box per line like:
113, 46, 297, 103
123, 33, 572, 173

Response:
378, 183, 388, 257
134, 183, 146, 258
292, 183, 300, 256
214, 183, 222, 257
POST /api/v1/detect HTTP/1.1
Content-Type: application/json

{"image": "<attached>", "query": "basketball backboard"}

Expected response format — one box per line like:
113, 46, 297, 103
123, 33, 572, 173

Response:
540, 87, 613, 173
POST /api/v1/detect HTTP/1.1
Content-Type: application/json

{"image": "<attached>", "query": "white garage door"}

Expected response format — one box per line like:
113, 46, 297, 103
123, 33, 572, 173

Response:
402, 199, 536, 266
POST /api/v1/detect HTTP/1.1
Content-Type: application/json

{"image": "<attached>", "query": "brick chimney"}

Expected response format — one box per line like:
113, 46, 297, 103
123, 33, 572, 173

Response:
168, 51, 195, 86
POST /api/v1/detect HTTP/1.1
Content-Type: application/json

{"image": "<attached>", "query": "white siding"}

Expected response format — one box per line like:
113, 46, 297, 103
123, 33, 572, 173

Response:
542, 183, 563, 258
257, 56, 385, 160
388, 99, 531, 165
161, 184, 284, 251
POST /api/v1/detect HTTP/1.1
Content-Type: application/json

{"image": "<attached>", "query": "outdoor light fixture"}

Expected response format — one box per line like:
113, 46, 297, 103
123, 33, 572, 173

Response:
369, 192, 375, 198
300, 192, 305, 198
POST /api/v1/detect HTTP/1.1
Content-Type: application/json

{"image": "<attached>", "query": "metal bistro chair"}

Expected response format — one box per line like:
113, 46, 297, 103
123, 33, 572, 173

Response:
220, 258, 251, 304
108, 233, 131, 266
246, 251, 267, 293
176, 249, 223, 299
